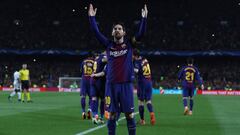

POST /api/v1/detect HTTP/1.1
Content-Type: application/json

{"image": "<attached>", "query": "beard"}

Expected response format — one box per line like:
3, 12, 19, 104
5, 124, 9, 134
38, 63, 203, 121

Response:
114, 33, 123, 40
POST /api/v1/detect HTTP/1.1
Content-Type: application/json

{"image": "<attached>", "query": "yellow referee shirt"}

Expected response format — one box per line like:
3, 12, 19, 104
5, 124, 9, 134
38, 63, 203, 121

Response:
19, 69, 30, 81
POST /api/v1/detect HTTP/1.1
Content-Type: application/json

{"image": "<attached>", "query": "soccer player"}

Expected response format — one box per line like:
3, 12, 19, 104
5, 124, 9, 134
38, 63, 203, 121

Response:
19, 64, 32, 103
178, 58, 204, 115
8, 70, 21, 102
88, 3, 147, 135
90, 51, 107, 124
133, 49, 156, 125
80, 52, 95, 119
92, 64, 121, 125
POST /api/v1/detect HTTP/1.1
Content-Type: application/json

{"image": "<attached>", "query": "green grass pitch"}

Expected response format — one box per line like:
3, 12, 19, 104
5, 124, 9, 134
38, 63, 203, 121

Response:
0, 92, 240, 135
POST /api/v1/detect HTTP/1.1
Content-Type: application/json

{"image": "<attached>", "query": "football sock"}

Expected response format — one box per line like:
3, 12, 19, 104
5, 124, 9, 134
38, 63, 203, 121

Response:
21, 92, 25, 101
92, 100, 98, 117
81, 97, 86, 112
183, 98, 187, 107
190, 99, 194, 111
139, 105, 144, 120
107, 119, 116, 135
100, 100, 105, 118
17, 92, 21, 100
26, 92, 31, 101
127, 118, 136, 135
147, 103, 153, 113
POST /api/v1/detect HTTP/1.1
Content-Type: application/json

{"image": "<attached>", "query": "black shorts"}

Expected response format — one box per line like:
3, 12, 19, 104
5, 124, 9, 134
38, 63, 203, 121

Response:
21, 80, 29, 90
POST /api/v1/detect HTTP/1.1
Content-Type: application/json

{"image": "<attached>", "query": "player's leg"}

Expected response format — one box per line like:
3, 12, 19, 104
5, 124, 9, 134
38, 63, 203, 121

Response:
189, 88, 195, 115
16, 89, 21, 102
104, 82, 111, 120
137, 83, 145, 125
100, 98, 105, 120
86, 84, 92, 119
145, 81, 155, 125
91, 84, 99, 123
120, 83, 136, 135
182, 87, 189, 115
25, 81, 32, 102
8, 90, 16, 101
91, 97, 99, 124
108, 112, 117, 135
107, 83, 119, 135
21, 81, 25, 102
99, 82, 106, 121
80, 79, 87, 119
138, 100, 145, 125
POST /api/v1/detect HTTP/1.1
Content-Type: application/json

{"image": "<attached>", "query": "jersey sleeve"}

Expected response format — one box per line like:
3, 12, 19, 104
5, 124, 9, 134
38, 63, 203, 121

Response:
195, 68, 203, 85
132, 18, 147, 45
89, 16, 109, 47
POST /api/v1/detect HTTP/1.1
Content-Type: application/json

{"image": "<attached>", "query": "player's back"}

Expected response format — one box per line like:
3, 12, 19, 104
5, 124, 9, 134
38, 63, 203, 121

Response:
13, 71, 20, 83
94, 54, 107, 74
134, 57, 151, 82
178, 65, 201, 87
81, 58, 95, 80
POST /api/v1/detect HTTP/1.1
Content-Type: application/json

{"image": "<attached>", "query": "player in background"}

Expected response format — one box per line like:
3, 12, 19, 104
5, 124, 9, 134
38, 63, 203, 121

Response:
8, 70, 21, 102
90, 51, 107, 124
133, 49, 156, 125
88, 3, 147, 135
80, 52, 95, 119
19, 64, 32, 103
178, 58, 204, 115
91, 64, 121, 125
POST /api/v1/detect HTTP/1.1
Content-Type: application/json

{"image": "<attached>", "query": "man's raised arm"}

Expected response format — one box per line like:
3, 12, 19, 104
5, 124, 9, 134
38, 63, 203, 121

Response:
88, 4, 108, 46
132, 4, 148, 43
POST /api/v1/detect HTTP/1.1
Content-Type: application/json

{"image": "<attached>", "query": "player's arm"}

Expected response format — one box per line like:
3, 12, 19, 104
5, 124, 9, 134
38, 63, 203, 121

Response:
177, 67, 184, 82
88, 4, 109, 47
132, 4, 148, 45
91, 71, 105, 77
195, 69, 204, 90
80, 62, 84, 76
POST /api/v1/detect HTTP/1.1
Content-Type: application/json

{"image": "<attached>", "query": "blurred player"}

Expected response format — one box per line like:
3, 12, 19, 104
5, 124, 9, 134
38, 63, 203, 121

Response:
8, 70, 21, 102
92, 64, 121, 125
178, 58, 204, 115
90, 51, 107, 124
133, 49, 156, 125
88, 3, 147, 135
80, 52, 95, 119
19, 64, 32, 103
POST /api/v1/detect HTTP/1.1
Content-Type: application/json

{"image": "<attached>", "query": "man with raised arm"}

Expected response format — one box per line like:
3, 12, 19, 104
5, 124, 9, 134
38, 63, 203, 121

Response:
88, 3, 148, 135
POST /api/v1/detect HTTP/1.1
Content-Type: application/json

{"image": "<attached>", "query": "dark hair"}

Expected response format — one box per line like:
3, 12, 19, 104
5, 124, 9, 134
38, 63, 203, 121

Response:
133, 49, 140, 56
112, 22, 126, 31
87, 51, 94, 57
187, 57, 194, 65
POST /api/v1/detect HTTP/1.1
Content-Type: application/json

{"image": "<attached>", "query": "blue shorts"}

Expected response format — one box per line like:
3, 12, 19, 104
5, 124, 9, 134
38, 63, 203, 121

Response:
80, 79, 91, 96
137, 80, 152, 101
182, 86, 195, 97
90, 79, 105, 99
106, 82, 134, 113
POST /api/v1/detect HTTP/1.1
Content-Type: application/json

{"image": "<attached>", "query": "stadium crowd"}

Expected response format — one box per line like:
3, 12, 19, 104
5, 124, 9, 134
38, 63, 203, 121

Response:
1, 0, 240, 90
0, 0, 240, 51
1, 56, 240, 90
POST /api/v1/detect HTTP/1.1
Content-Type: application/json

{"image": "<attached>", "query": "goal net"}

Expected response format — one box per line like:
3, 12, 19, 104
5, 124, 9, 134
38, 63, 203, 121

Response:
58, 77, 81, 92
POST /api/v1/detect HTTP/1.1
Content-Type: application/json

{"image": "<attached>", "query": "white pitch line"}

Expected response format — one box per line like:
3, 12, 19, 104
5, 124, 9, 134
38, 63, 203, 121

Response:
75, 112, 139, 135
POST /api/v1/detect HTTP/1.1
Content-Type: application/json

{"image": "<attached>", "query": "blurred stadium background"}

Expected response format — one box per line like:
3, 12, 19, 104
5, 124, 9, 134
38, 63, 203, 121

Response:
1, 0, 240, 135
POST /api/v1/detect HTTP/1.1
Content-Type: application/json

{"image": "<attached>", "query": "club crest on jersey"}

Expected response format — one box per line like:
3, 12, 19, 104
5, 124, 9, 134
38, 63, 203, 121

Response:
121, 44, 127, 48
110, 49, 128, 57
